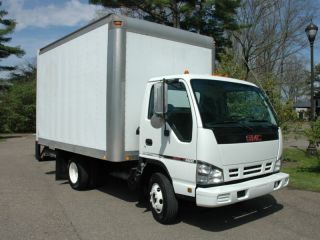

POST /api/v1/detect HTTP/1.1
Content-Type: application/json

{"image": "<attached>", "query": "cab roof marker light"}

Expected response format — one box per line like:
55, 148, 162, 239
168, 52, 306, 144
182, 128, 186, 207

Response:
212, 72, 229, 77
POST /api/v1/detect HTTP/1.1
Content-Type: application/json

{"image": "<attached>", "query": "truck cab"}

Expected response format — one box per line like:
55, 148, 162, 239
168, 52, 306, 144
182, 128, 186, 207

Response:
139, 74, 289, 222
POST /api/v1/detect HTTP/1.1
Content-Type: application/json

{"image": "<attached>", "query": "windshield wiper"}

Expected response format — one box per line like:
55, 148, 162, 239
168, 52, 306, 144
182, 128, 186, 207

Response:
248, 120, 278, 129
211, 121, 253, 131
248, 120, 269, 122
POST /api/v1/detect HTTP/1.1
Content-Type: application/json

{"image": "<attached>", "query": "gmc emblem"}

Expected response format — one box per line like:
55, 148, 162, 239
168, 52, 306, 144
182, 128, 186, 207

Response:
246, 134, 262, 142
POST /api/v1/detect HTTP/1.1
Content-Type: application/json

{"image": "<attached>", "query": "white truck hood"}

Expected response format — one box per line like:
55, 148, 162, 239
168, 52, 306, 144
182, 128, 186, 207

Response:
197, 128, 281, 182
217, 140, 278, 165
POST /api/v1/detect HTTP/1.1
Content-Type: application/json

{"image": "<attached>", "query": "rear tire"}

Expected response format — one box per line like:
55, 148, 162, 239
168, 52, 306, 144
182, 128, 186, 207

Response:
68, 158, 89, 190
35, 141, 41, 161
148, 173, 178, 224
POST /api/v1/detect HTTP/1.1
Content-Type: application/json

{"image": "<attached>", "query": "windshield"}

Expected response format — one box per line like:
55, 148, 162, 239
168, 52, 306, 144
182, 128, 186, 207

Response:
191, 79, 278, 129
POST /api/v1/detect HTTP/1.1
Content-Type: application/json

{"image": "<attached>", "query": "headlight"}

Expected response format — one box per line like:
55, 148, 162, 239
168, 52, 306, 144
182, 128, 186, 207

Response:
197, 161, 224, 185
274, 156, 282, 172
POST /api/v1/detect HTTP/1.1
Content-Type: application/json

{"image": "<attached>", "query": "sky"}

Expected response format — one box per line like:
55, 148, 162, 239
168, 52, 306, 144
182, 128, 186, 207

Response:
1, 0, 103, 77
1, 0, 320, 78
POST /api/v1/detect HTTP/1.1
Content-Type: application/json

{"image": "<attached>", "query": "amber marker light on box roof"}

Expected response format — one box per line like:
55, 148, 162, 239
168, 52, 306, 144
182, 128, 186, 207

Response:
113, 21, 123, 27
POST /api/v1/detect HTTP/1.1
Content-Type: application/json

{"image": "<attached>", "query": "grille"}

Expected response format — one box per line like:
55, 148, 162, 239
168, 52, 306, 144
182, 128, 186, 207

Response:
227, 161, 273, 179
265, 162, 272, 171
229, 168, 239, 178
243, 164, 262, 175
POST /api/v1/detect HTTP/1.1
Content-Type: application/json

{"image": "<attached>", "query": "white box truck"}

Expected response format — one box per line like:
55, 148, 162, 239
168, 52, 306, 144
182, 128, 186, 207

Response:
36, 14, 289, 224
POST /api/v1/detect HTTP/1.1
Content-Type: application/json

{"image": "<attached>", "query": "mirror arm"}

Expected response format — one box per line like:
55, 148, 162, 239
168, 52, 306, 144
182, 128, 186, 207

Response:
162, 78, 170, 137
162, 78, 166, 121
164, 123, 170, 137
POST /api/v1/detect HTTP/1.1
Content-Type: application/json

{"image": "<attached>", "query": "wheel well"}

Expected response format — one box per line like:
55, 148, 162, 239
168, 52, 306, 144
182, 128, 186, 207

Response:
140, 159, 172, 188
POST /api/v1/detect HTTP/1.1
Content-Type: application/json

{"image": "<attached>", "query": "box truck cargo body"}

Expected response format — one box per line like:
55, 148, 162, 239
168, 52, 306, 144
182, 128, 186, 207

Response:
36, 14, 289, 224
37, 14, 213, 161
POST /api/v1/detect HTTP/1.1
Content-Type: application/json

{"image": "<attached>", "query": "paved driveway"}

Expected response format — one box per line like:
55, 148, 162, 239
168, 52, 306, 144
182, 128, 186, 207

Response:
0, 135, 319, 240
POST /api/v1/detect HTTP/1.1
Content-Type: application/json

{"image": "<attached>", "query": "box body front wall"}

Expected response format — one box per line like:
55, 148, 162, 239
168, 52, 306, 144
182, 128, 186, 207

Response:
125, 32, 212, 151
37, 24, 108, 151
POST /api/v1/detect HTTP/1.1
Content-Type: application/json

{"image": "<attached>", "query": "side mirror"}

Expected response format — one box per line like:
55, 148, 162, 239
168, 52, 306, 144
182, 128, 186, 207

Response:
154, 82, 168, 115
151, 81, 168, 129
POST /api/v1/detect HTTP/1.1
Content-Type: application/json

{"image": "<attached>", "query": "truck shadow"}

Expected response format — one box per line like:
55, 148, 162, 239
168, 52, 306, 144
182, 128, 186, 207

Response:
97, 177, 283, 231
178, 194, 283, 231
98, 176, 139, 203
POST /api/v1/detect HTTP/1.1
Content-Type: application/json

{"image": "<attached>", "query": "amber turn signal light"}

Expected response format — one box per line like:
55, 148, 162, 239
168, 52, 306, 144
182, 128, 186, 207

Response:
113, 21, 123, 27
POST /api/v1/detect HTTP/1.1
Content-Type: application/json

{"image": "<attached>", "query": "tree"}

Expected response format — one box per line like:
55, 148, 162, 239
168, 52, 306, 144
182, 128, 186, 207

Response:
281, 56, 309, 102
304, 120, 320, 155
232, 0, 318, 81
0, 64, 36, 133
215, 50, 297, 126
215, 51, 247, 79
89, 0, 241, 55
0, 1, 25, 71
228, 0, 318, 117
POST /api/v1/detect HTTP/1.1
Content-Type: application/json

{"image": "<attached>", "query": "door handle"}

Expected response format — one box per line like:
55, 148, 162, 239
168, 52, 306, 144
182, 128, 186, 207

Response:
146, 139, 153, 146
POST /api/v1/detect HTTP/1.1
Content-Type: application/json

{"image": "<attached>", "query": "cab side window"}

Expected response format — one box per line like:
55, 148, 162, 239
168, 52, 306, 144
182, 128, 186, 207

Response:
148, 86, 154, 119
167, 82, 192, 142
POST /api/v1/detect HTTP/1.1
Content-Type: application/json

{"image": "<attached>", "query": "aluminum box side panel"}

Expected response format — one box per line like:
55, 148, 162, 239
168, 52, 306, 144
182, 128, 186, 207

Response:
37, 24, 108, 151
124, 32, 212, 151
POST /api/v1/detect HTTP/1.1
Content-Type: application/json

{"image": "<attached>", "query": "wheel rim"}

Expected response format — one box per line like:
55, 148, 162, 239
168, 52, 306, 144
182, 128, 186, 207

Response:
69, 162, 78, 184
150, 183, 164, 214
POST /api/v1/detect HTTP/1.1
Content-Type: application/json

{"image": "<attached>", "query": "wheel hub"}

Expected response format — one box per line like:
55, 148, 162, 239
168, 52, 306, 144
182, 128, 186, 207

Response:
69, 162, 78, 184
150, 183, 163, 214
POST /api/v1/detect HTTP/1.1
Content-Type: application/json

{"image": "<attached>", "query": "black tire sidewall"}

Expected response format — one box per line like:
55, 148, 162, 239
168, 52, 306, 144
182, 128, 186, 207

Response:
68, 159, 88, 190
148, 173, 177, 223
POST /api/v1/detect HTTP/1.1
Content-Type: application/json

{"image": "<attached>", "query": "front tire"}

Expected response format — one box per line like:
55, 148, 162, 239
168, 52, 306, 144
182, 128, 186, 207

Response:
148, 173, 178, 224
68, 158, 89, 190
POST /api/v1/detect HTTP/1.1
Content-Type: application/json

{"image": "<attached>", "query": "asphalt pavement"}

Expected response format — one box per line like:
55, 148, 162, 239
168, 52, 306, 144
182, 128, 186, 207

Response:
0, 135, 319, 240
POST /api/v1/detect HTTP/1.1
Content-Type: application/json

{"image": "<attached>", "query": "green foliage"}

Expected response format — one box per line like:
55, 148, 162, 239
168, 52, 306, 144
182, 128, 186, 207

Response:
90, 0, 241, 56
215, 53, 297, 126
259, 77, 297, 126
227, 91, 271, 122
181, 0, 241, 55
304, 120, 320, 145
0, 1, 25, 71
273, 100, 297, 127
0, 65, 36, 133
215, 52, 246, 79
283, 148, 320, 192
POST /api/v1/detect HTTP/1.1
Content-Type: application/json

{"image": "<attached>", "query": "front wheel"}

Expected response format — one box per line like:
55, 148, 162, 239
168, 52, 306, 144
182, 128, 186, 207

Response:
148, 173, 178, 224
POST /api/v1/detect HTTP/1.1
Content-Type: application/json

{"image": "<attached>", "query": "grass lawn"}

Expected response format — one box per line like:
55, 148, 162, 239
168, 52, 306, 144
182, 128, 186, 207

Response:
282, 148, 320, 192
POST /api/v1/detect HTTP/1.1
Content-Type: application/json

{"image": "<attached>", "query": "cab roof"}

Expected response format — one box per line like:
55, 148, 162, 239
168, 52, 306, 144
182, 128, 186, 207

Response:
149, 74, 258, 88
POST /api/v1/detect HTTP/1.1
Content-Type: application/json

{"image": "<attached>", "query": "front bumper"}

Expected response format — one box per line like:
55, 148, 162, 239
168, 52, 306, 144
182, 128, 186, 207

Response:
196, 172, 289, 207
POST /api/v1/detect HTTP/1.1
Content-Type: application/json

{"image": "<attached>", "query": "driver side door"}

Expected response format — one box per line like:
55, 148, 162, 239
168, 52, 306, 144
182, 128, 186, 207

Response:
139, 80, 198, 197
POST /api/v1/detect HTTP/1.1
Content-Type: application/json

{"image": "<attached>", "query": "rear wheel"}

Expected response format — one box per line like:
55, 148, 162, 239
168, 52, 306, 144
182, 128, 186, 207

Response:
148, 173, 178, 224
35, 141, 41, 161
68, 158, 89, 190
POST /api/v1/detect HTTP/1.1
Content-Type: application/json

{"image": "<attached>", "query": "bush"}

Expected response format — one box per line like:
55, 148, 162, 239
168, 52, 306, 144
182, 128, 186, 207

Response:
0, 80, 36, 133
215, 56, 297, 126
304, 120, 320, 145
259, 77, 297, 126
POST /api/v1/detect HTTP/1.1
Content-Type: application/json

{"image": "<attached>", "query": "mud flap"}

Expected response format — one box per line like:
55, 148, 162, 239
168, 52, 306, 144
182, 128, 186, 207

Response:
55, 151, 68, 180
